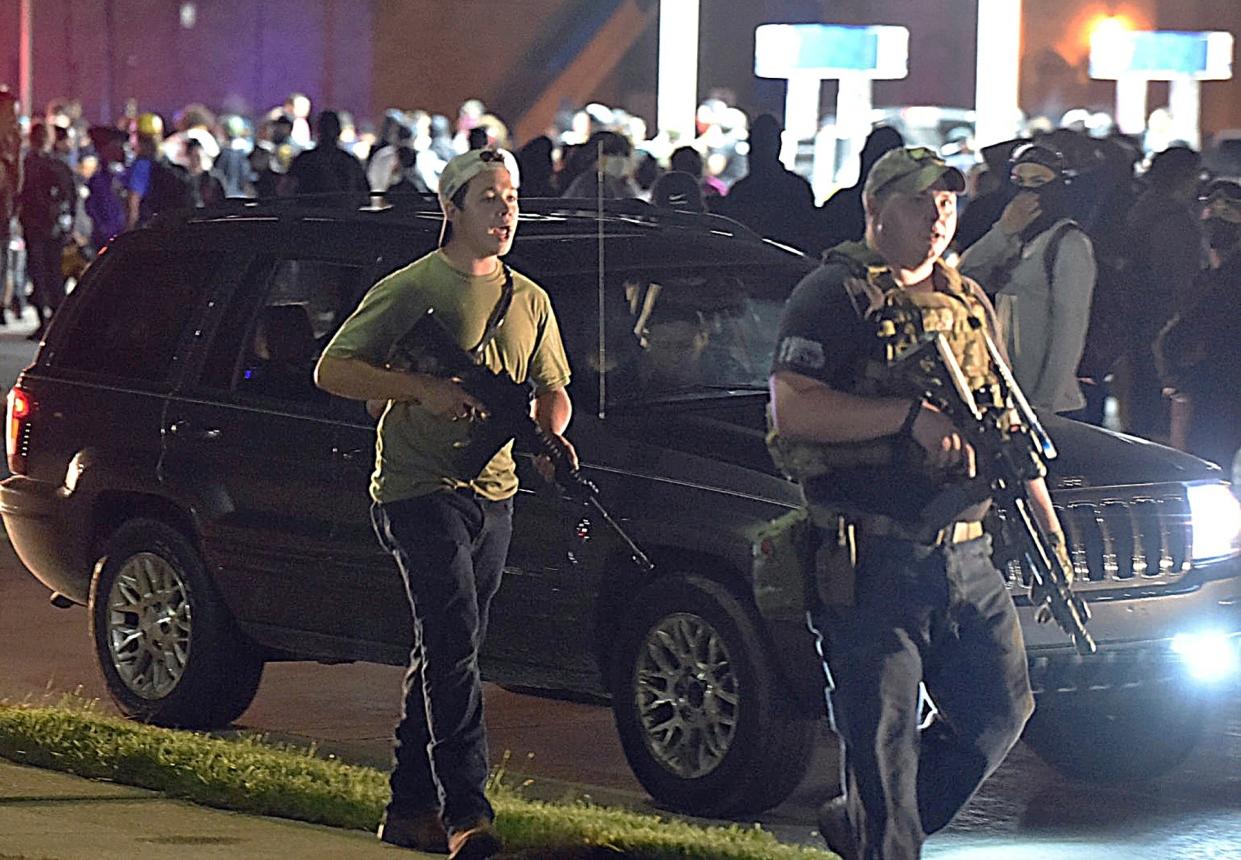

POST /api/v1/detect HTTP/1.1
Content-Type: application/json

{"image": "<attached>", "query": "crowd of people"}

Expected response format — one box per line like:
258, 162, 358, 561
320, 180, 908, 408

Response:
1, 83, 1240, 465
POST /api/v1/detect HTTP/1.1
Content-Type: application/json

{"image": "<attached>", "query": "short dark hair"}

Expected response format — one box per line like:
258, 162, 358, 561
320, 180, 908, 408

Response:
441, 184, 470, 246
315, 110, 342, 144
1147, 145, 1201, 190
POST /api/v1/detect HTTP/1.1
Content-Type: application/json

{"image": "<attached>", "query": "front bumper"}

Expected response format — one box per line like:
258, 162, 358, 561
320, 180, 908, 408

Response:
1020, 570, 1241, 694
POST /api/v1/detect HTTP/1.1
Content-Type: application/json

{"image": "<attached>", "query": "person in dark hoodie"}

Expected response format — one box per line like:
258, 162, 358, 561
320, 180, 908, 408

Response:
1156, 180, 1241, 467
1114, 145, 1203, 440
816, 125, 905, 254
714, 114, 817, 252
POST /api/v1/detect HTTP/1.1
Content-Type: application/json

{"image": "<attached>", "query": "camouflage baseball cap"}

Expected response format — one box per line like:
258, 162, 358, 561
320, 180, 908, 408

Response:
863, 146, 966, 200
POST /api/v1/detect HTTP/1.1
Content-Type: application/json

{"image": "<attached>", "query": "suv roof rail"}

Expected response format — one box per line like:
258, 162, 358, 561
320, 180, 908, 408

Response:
145, 190, 442, 229
146, 191, 767, 243
525, 197, 764, 242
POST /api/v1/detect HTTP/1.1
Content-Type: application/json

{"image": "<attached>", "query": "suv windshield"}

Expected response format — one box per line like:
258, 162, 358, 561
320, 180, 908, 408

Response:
547, 262, 808, 408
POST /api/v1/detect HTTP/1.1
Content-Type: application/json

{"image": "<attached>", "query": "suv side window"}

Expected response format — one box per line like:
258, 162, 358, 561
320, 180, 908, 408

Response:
549, 263, 801, 407
201, 257, 365, 407
52, 244, 214, 383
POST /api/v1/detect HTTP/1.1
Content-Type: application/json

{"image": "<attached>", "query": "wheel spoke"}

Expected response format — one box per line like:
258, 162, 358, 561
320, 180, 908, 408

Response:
633, 611, 740, 779
106, 552, 192, 700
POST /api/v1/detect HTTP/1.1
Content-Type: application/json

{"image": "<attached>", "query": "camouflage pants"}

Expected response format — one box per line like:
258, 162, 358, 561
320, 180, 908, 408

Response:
811, 533, 1033, 860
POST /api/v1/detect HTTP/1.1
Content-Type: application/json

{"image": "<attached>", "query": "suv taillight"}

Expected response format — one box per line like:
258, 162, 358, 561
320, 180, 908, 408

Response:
7, 386, 31, 474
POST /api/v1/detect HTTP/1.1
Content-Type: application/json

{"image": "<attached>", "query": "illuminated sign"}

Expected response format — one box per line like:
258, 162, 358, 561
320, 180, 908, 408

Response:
754, 24, 909, 80
1091, 30, 1234, 81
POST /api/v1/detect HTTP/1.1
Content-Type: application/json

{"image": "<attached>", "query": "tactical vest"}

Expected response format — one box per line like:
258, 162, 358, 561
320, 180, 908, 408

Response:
767, 250, 1000, 487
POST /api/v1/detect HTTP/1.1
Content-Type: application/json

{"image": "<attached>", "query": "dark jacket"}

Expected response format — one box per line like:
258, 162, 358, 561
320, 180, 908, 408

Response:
17, 151, 75, 239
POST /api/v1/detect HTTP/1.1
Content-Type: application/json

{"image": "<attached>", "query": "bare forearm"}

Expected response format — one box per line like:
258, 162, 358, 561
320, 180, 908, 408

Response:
126, 194, 140, 229
314, 354, 433, 403
533, 387, 572, 435
769, 371, 911, 443
1025, 476, 1063, 537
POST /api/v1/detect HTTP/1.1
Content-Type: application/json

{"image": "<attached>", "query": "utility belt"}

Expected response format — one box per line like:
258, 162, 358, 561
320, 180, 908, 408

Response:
751, 507, 988, 622
808, 506, 985, 609
853, 514, 985, 547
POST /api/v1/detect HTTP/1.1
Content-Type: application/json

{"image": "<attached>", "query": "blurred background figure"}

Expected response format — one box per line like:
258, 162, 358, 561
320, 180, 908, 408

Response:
281, 110, 369, 202
83, 125, 127, 251
516, 136, 557, 198
17, 121, 75, 338
817, 125, 905, 253
0, 86, 21, 325
1114, 145, 1204, 440
961, 143, 1096, 415
1156, 180, 1241, 466
714, 114, 816, 252
562, 130, 639, 199
650, 170, 706, 212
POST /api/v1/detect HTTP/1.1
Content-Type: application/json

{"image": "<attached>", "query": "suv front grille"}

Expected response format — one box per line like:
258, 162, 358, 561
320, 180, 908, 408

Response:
1001, 490, 1194, 593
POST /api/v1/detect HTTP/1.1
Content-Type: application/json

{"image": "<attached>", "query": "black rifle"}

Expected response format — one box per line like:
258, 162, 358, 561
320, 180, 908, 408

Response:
394, 308, 654, 573
880, 315, 1097, 655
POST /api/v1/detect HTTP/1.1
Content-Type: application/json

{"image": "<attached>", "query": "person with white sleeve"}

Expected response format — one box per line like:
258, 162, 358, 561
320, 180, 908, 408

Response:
960, 144, 1096, 415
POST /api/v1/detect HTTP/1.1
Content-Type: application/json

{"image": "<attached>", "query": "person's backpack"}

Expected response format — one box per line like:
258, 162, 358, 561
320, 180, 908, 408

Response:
140, 158, 195, 221
1041, 220, 1130, 380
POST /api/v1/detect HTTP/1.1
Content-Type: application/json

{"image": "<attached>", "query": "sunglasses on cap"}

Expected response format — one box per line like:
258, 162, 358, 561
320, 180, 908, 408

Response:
477, 149, 505, 164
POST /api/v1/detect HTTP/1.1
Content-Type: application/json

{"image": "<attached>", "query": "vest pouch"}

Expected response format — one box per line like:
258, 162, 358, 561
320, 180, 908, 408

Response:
752, 507, 818, 621
811, 507, 857, 607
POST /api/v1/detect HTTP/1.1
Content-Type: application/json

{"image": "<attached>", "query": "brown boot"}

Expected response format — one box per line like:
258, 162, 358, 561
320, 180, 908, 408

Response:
377, 808, 450, 854
447, 819, 503, 860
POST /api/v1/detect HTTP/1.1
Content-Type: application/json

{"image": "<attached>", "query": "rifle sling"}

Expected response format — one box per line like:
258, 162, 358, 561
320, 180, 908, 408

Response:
467, 263, 515, 363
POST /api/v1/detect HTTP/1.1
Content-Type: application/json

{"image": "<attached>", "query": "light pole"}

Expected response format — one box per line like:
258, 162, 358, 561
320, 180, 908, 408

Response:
657, 0, 700, 144
19, 0, 33, 118
974, 0, 1023, 148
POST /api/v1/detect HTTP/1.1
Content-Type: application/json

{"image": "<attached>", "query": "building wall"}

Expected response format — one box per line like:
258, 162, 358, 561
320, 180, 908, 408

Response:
0, 0, 374, 125
0, 0, 1238, 138
371, 0, 584, 123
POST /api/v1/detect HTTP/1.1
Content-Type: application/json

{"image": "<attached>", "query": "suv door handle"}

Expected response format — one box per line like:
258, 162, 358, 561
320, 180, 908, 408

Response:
168, 420, 222, 441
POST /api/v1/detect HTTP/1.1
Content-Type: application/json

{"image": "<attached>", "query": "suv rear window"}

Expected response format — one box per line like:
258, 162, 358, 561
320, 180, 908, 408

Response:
52, 244, 214, 383
201, 257, 366, 406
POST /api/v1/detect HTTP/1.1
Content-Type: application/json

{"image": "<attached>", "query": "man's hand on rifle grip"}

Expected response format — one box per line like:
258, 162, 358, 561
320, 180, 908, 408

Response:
908, 401, 977, 479
534, 432, 579, 483
414, 375, 489, 422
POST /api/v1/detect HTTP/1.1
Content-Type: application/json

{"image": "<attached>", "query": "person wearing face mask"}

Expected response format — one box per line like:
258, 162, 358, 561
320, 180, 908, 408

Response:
960, 144, 1096, 415
1155, 180, 1241, 467
560, 129, 640, 199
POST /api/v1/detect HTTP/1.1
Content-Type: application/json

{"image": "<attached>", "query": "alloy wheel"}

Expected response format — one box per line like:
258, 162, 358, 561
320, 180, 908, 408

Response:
105, 552, 193, 699
633, 612, 740, 778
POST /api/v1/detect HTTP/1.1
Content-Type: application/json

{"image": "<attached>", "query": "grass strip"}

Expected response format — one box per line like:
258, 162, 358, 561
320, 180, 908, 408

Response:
0, 701, 832, 860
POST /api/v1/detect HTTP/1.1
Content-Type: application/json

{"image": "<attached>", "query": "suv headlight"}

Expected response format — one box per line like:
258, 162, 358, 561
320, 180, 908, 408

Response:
1187, 483, 1241, 563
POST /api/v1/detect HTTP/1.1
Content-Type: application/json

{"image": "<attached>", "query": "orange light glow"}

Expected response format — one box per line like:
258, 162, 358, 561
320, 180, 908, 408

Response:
1053, 3, 1154, 65
1090, 14, 1134, 45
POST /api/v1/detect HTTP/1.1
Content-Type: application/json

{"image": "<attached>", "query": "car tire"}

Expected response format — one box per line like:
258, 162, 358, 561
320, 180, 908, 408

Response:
610, 574, 814, 816
1022, 686, 1209, 783
89, 518, 264, 728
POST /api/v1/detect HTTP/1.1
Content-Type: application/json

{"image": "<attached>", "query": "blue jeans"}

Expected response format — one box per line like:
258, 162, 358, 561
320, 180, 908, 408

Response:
371, 489, 514, 833
812, 534, 1034, 860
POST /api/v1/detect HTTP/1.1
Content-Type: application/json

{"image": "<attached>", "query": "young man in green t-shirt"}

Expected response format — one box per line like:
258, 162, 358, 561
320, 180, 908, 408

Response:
316, 148, 573, 859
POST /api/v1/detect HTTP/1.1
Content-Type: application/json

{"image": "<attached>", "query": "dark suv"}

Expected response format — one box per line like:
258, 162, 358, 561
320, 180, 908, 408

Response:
4, 197, 1240, 818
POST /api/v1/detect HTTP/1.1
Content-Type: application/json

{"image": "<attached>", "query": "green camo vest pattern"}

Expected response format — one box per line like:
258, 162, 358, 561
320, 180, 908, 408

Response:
767, 247, 999, 484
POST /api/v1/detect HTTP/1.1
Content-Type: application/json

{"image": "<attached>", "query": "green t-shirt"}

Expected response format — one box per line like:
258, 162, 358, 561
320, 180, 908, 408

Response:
322, 250, 572, 503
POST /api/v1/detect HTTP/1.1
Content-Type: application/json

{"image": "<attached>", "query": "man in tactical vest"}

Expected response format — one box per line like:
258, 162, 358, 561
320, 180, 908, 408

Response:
768, 147, 1071, 860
